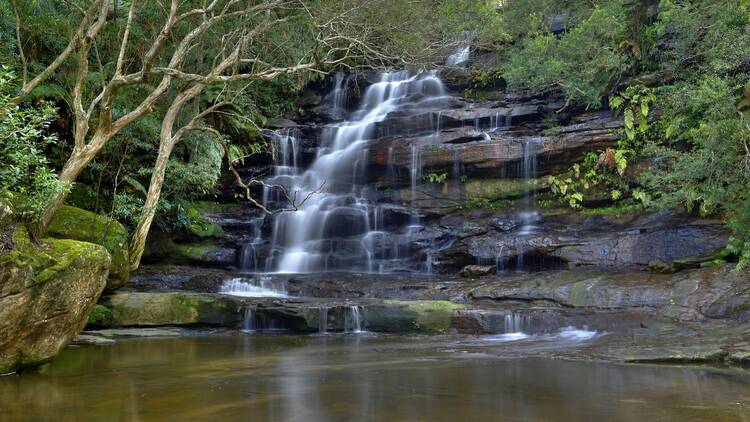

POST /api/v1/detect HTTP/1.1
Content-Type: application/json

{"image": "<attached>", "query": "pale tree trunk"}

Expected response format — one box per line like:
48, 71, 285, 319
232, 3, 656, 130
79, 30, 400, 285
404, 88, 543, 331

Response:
128, 85, 204, 270
128, 137, 178, 270
37, 143, 100, 233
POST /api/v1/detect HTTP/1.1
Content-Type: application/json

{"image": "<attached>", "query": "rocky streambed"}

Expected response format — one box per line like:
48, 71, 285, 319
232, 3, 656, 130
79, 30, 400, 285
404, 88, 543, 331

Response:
76, 263, 750, 366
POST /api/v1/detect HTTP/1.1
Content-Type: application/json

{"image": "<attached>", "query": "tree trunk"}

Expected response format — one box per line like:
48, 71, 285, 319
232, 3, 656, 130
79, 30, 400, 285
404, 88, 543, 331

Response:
127, 80, 206, 271
37, 131, 110, 235
127, 137, 177, 271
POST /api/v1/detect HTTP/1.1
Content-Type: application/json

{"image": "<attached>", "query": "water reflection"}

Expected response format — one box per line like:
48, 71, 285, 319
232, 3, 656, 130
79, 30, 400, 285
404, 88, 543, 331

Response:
1, 334, 749, 421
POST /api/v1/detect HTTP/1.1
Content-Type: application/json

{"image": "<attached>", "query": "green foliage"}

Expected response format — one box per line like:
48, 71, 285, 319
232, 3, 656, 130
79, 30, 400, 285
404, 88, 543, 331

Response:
0, 67, 67, 226
423, 172, 448, 184
503, 0, 631, 106
728, 194, 750, 271
548, 86, 655, 209
610, 85, 656, 141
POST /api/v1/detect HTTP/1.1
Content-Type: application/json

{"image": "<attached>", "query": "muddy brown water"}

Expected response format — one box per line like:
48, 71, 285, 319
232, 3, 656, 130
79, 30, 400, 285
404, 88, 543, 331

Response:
1, 333, 749, 421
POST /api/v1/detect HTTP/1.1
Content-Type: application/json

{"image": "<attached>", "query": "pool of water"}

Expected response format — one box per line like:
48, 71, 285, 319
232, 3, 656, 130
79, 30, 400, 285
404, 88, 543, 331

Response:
2, 333, 749, 421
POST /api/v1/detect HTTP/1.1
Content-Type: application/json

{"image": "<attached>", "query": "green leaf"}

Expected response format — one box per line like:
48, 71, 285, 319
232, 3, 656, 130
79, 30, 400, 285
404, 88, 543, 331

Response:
640, 101, 649, 118
624, 108, 635, 130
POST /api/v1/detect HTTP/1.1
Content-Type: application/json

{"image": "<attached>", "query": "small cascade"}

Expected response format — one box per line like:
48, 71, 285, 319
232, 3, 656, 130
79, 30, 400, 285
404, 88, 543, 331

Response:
241, 307, 284, 332
452, 149, 463, 181
409, 144, 422, 224
433, 111, 442, 137
344, 306, 364, 333
220, 277, 287, 298
329, 72, 350, 114
241, 307, 254, 332
477, 245, 505, 271
318, 307, 329, 334
386, 147, 397, 183
516, 139, 541, 270
504, 312, 532, 334
446, 33, 471, 66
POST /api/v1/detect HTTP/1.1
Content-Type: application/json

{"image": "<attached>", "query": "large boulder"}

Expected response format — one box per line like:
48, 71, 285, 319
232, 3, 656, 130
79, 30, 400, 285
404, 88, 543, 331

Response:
0, 230, 110, 374
47, 205, 129, 289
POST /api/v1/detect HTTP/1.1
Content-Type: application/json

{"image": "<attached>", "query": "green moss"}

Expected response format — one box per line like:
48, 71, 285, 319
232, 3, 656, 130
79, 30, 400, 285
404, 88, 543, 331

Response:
383, 300, 465, 333
4, 229, 110, 285
184, 206, 223, 238
47, 205, 129, 288
103, 292, 241, 326
87, 304, 113, 327
464, 178, 545, 200
145, 233, 221, 265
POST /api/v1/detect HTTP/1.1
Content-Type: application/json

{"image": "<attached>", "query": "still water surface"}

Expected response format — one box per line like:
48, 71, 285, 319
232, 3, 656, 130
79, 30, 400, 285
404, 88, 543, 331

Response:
1, 333, 749, 421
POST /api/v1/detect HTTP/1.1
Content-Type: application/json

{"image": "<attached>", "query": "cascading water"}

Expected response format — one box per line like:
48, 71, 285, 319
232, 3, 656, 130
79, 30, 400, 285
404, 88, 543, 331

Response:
516, 139, 541, 270
344, 306, 364, 333
258, 71, 450, 274
220, 277, 287, 298
318, 307, 329, 333
504, 312, 532, 334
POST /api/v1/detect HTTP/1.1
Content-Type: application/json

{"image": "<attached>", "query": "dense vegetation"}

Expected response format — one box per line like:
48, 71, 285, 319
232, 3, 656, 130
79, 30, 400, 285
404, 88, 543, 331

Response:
2, 0, 750, 268
488, 0, 750, 269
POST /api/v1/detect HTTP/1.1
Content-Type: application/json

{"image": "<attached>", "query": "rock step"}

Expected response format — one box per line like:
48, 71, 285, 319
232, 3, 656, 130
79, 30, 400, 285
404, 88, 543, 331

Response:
94, 292, 466, 334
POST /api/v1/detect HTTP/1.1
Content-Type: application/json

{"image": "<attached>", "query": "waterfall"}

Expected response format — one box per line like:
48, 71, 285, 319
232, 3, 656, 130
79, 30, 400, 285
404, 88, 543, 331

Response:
516, 139, 541, 270
261, 71, 449, 274
318, 307, 329, 333
220, 277, 287, 298
504, 312, 532, 334
409, 144, 422, 225
344, 306, 364, 333
242, 307, 284, 332
242, 307, 254, 332
329, 72, 350, 113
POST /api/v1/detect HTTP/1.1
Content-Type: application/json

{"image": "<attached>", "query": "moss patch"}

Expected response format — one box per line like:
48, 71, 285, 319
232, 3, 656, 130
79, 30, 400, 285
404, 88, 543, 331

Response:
367, 300, 466, 333
87, 304, 114, 328
47, 205, 129, 288
3, 229, 111, 286
102, 292, 242, 326
184, 206, 224, 239
464, 178, 545, 200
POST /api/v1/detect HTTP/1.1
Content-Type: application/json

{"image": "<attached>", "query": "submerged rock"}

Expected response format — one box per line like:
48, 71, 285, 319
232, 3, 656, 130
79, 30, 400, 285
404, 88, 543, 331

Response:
0, 230, 110, 374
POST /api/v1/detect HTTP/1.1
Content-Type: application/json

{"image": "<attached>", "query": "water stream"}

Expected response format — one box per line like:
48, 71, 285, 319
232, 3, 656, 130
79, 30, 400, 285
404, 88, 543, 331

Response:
3, 335, 748, 421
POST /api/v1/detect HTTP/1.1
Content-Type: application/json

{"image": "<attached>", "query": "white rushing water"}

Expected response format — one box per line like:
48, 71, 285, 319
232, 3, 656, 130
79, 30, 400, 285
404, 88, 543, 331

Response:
219, 277, 287, 298
250, 71, 451, 274
446, 45, 470, 66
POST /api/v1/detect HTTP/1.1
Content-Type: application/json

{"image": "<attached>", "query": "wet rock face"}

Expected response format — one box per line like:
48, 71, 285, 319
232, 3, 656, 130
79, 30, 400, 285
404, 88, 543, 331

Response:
459, 265, 497, 278
431, 209, 729, 272
367, 110, 621, 181
0, 230, 110, 374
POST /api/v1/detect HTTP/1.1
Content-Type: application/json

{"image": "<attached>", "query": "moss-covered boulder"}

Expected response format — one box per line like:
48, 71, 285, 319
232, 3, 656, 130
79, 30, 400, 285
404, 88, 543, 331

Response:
47, 205, 129, 289
0, 230, 110, 374
100, 292, 243, 326
144, 234, 235, 267
363, 300, 465, 333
